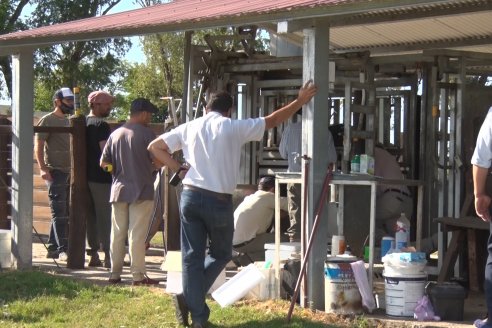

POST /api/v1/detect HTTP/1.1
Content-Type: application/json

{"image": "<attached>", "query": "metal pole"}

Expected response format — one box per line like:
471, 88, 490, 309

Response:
287, 166, 333, 322
301, 155, 310, 307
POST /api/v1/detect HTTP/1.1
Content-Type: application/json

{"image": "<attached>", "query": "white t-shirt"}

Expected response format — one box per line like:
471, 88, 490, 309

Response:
233, 190, 288, 245
160, 111, 265, 194
472, 107, 492, 169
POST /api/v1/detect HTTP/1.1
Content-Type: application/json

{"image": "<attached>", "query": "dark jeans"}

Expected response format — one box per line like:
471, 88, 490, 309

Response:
485, 222, 492, 326
180, 188, 234, 325
47, 169, 70, 252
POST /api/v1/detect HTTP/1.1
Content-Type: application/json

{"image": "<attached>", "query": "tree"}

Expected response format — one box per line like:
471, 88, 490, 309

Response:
28, 0, 131, 111
0, 0, 30, 99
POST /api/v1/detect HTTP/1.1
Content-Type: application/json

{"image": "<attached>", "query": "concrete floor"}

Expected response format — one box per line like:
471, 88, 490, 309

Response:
26, 240, 487, 328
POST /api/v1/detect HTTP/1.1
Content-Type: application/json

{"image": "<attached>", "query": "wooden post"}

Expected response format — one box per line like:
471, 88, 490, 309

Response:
67, 116, 87, 269
0, 118, 11, 229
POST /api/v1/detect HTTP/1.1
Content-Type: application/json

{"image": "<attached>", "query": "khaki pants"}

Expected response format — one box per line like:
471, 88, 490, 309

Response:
110, 200, 154, 281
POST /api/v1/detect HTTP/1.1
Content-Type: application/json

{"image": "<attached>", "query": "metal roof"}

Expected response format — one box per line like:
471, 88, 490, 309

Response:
1, 0, 492, 56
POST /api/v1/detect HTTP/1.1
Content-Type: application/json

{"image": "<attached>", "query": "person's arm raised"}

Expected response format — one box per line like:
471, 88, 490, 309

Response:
264, 80, 317, 130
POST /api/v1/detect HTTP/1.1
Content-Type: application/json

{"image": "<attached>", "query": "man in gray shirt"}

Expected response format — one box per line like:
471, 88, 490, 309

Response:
100, 98, 160, 285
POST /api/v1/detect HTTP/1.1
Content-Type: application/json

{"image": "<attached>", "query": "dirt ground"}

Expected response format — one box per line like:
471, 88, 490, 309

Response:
27, 240, 486, 328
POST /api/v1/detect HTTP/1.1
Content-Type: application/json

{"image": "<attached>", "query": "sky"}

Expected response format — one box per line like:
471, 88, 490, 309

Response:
0, 1, 146, 105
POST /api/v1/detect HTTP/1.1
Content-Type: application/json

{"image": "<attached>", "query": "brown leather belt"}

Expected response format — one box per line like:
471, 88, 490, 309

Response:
183, 185, 232, 200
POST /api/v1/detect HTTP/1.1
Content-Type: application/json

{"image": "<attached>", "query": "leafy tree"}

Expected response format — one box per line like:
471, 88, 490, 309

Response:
0, 0, 30, 100
28, 0, 131, 112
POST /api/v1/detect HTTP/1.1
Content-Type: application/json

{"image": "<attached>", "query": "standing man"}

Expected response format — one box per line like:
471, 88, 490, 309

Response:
472, 106, 492, 328
86, 90, 114, 268
35, 87, 74, 261
279, 111, 337, 241
100, 98, 160, 286
148, 81, 317, 328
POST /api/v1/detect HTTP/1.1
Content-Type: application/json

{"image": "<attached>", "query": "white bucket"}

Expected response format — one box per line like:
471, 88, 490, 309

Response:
384, 270, 427, 317
0, 229, 11, 269
212, 263, 265, 307
324, 255, 363, 314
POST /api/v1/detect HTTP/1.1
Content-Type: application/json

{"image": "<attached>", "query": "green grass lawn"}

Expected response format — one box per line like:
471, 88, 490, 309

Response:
0, 270, 368, 328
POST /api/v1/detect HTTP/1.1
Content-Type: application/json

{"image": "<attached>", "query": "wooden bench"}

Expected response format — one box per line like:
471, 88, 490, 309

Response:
435, 216, 489, 291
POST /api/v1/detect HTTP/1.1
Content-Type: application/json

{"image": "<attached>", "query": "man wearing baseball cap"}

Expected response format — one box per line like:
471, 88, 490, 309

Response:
85, 90, 115, 268
34, 87, 75, 261
100, 98, 160, 285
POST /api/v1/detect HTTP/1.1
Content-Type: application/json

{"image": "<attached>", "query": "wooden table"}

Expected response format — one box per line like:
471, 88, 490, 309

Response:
435, 216, 489, 291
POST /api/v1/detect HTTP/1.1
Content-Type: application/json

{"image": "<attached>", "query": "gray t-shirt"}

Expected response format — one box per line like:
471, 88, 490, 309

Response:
101, 122, 156, 203
36, 112, 70, 173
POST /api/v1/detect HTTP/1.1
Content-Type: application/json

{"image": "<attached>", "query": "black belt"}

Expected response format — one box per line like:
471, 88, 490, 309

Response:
383, 188, 411, 198
233, 239, 253, 248
183, 185, 232, 200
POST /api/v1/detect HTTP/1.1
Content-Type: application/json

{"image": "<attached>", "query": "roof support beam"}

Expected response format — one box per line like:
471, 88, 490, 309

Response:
303, 18, 331, 311
10, 49, 34, 269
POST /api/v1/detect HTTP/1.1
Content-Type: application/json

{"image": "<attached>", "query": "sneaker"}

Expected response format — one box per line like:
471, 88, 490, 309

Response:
172, 293, 189, 327
132, 276, 159, 286
88, 256, 103, 267
46, 249, 59, 259
58, 252, 68, 261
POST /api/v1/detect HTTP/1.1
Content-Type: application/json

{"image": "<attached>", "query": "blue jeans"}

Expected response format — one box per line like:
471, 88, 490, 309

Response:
47, 170, 70, 252
180, 188, 234, 325
485, 222, 492, 325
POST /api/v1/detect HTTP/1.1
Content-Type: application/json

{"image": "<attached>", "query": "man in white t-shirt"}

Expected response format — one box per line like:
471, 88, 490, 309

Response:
232, 176, 288, 265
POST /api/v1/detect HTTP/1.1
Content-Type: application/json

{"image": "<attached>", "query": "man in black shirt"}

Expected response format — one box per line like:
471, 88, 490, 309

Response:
86, 90, 114, 268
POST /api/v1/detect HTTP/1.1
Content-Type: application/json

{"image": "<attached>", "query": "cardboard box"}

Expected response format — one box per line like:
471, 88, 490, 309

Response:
161, 251, 225, 294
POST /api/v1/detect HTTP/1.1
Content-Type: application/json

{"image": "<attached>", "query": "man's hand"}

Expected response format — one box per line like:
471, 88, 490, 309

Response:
40, 169, 53, 182
475, 194, 492, 222
297, 80, 317, 105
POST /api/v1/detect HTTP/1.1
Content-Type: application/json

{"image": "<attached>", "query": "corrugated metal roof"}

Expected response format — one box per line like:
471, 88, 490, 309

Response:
1, 0, 492, 56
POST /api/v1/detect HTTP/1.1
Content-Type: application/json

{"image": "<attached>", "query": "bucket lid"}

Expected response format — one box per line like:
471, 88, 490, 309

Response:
326, 254, 357, 263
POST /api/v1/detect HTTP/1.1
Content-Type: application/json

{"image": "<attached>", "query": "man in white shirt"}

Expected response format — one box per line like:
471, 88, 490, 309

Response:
232, 176, 288, 265
472, 106, 492, 328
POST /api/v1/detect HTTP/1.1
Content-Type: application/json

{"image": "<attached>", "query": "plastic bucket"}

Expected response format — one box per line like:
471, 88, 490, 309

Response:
384, 269, 427, 317
324, 255, 363, 314
212, 263, 265, 307
0, 229, 11, 269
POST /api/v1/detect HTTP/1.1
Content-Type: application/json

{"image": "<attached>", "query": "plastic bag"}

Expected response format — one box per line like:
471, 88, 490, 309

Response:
414, 295, 440, 321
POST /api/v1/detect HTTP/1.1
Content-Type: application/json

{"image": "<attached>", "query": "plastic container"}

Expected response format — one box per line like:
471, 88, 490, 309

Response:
264, 242, 301, 263
0, 229, 11, 269
331, 235, 346, 256
381, 236, 395, 258
395, 213, 410, 250
325, 255, 363, 314
426, 281, 467, 321
351, 155, 360, 173
384, 270, 427, 317
212, 263, 265, 307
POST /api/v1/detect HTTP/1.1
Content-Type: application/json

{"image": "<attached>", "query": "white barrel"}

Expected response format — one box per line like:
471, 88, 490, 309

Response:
324, 255, 362, 314
384, 270, 427, 316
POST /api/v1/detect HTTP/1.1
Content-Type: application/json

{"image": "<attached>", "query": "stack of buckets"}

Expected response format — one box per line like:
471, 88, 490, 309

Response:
383, 252, 427, 317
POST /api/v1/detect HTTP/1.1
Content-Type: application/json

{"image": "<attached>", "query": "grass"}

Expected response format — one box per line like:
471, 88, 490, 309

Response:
0, 270, 378, 328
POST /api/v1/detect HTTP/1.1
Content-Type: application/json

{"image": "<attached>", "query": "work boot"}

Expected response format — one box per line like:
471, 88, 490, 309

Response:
172, 293, 189, 327
132, 276, 159, 286
88, 256, 103, 267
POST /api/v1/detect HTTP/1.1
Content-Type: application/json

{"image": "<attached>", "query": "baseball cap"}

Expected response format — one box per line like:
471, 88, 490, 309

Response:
130, 98, 158, 114
88, 90, 114, 104
53, 87, 74, 100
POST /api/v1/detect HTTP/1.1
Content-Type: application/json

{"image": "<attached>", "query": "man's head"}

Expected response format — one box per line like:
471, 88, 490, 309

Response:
53, 87, 74, 115
88, 90, 114, 118
130, 98, 158, 125
258, 175, 275, 192
206, 91, 233, 117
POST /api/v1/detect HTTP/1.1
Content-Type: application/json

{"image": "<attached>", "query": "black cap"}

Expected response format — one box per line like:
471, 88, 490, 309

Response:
258, 175, 275, 190
130, 98, 158, 114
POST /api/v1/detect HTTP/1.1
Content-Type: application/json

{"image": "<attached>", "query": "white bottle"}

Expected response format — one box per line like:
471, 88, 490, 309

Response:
394, 212, 410, 251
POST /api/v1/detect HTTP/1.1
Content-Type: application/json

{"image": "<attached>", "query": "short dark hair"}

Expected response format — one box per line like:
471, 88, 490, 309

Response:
258, 175, 275, 191
206, 91, 233, 114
